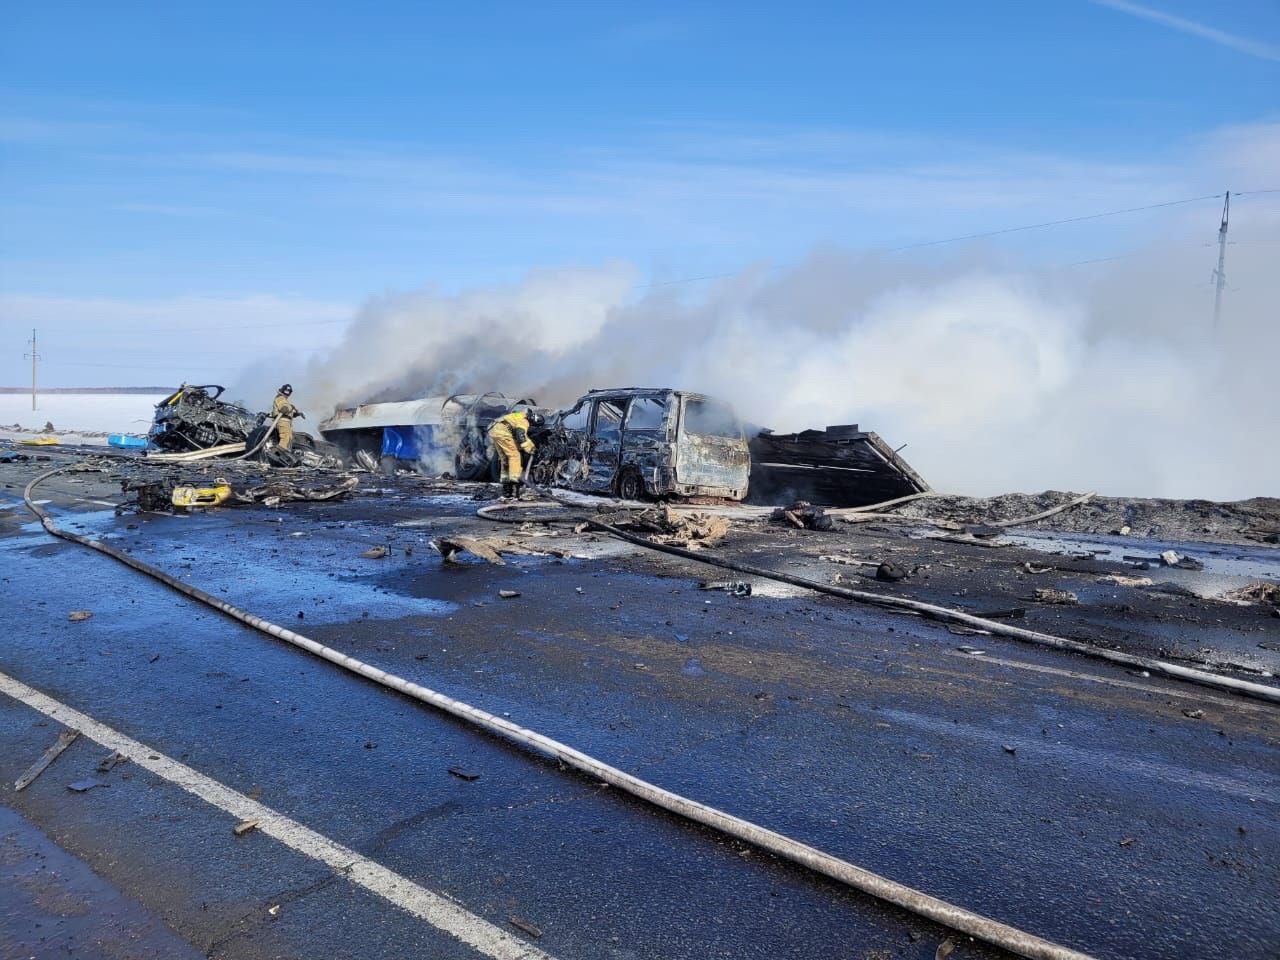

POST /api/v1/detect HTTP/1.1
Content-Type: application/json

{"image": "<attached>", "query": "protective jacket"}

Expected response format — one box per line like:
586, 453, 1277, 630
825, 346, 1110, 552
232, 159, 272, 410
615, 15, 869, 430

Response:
272, 394, 300, 420
489, 410, 535, 454
489, 410, 535, 484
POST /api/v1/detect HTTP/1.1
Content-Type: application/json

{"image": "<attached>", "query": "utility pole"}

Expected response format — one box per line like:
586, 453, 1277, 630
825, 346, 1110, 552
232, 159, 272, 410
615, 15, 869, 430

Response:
24, 328, 40, 411
1212, 191, 1230, 326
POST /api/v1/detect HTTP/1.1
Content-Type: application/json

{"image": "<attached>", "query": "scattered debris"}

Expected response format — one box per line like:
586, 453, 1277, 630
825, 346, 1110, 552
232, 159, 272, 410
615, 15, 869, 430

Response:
448, 766, 481, 782
700, 580, 752, 596
1023, 561, 1054, 575
955, 645, 986, 656
234, 476, 358, 505
66, 778, 109, 792
509, 916, 544, 939
171, 480, 233, 509
267, 904, 281, 917
360, 545, 389, 559
935, 937, 956, 960
498, 589, 522, 599
67, 610, 93, 622
614, 506, 731, 549
1002, 745, 1017, 754
234, 818, 261, 836
962, 523, 1004, 539
1182, 708, 1205, 720
770, 500, 833, 531
435, 536, 507, 565
875, 561, 910, 582
1119, 837, 1137, 848
95, 751, 129, 774
14, 729, 79, 791
1159, 549, 1205, 571
1097, 574, 1154, 588
1028, 588, 1078, 605
1224, 582, 1280, 607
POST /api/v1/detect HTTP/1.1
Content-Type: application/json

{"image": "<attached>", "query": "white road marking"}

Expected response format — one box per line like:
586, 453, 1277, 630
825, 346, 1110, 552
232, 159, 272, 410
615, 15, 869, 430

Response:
943, 650, 1272, 713
0, 670, 556, 960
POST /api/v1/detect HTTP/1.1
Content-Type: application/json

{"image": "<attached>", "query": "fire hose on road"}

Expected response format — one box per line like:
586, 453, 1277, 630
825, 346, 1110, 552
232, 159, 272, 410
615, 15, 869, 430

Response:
21, 465, 1116, 960
476, 495, 1280, 706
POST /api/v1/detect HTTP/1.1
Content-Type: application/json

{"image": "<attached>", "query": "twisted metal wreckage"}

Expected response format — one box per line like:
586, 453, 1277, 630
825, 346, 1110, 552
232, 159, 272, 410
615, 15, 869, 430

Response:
125, 381, 930, 511
318, 387, 930, 507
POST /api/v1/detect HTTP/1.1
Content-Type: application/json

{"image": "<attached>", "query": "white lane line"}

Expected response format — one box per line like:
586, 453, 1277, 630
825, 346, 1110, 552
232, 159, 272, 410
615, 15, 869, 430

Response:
0, 670, 555, 960
943, 650, 1272, 713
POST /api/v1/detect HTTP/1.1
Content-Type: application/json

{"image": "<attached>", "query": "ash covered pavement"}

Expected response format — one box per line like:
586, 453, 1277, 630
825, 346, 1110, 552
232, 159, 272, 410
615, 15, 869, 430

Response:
1, 450, 1278, 960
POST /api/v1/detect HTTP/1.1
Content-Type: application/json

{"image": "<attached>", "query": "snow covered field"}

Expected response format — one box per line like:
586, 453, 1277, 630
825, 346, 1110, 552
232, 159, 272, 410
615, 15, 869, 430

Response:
0, 393, 166, 434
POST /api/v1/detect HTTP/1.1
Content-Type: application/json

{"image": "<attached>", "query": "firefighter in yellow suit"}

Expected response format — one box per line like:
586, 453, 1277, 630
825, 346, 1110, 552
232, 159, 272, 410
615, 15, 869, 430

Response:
488, 409, 545, 499
272, 384, 304, 451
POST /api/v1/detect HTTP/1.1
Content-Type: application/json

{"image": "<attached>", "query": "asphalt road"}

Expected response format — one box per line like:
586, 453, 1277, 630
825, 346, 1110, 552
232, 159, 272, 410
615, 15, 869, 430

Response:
1, 458, 1277, 960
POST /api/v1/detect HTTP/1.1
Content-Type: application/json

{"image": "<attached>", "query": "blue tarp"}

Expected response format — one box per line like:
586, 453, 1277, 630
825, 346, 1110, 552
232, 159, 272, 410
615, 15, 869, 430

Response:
381, 425, 425, 460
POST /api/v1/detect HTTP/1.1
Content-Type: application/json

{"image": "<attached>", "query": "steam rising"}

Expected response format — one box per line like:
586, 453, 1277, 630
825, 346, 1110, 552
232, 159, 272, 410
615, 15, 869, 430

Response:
236, 233, 1279, 500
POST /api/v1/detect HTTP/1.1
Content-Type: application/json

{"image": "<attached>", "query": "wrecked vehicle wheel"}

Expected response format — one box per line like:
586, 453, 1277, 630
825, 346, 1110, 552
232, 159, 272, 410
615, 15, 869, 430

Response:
617, 468, 646, 501
454, 450, 490, 482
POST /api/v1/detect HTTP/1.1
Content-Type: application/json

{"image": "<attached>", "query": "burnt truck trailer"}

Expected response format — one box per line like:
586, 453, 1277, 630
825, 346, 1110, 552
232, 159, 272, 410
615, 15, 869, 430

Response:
319, 393, 539, 477
747, 424, 930, 507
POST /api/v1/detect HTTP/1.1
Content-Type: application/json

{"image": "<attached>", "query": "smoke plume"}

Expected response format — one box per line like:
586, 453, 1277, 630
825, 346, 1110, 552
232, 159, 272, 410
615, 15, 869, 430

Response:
234, 223, 1279, 500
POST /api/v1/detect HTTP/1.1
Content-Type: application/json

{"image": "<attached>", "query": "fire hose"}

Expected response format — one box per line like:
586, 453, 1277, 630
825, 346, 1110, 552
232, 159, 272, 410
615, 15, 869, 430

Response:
476, 495, 1280, 706
21, 465, 1097, 960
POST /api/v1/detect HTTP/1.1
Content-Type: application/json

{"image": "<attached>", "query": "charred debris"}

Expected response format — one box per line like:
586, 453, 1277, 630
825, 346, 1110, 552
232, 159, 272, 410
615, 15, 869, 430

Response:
319, 386, 927, 508
119, 380, 927, 510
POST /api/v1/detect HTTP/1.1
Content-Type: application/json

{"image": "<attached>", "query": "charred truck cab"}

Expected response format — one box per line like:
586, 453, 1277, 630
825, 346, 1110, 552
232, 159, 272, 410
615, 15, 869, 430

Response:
534, 388, 750, 500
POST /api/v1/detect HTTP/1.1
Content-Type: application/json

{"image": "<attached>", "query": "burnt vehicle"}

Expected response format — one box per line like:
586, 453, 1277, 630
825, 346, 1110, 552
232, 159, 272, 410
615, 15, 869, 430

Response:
318, 393, 541, 477
149, 383, 340, 468
149, 384, 258, 452
531, 388, 750, 500
445, 393, 540, 480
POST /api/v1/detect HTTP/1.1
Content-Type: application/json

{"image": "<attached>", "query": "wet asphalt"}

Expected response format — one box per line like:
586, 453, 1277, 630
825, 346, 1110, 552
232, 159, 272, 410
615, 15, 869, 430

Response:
0, 462, 1278, 960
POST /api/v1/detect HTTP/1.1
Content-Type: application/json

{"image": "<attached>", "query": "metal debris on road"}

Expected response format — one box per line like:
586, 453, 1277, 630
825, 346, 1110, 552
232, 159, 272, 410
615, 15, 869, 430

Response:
498, 589, 521, 599
67, 610, 93, 622
14, 729, 79, 791
1028, 588, 1078, 605
234, 818, 261, 836
95, 751, 129, 773
508, 916, 544, 939
66, 778, 109, 792
360, 545, 389, 559
448, 766, 480, 782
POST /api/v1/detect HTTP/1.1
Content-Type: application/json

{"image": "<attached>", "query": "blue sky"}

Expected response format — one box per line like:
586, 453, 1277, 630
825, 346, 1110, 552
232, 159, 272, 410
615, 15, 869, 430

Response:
1, 0, 1278, 386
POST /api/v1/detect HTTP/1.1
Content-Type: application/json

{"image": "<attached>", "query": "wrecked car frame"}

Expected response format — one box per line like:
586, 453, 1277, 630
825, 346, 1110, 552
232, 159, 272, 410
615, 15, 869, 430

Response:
531, 388, 751, 500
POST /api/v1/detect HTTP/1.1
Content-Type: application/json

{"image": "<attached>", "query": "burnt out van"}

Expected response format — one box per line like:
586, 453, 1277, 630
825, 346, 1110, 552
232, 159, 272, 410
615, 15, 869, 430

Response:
532, 388, 750, 500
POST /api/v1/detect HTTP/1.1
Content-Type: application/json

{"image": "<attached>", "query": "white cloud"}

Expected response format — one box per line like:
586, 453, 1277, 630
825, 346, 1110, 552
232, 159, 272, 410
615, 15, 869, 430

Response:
1089, 0, 1280, 62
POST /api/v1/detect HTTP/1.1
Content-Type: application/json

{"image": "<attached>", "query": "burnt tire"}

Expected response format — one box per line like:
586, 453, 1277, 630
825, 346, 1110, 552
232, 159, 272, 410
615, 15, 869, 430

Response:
617, 468, 646, 501
454, 450, 492, 482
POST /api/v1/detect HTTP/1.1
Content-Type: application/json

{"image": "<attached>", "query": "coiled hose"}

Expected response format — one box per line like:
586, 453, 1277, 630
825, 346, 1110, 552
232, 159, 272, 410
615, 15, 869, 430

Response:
21, 465, 1097, 960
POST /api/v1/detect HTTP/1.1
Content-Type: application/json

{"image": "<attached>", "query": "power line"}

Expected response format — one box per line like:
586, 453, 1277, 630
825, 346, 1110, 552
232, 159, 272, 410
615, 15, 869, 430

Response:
650, 187, 1280, 290
884, 193, 1226, 252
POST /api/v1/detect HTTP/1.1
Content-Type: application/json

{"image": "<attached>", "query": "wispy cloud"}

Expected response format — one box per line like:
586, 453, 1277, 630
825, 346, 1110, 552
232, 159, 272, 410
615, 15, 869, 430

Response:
1088, 0, 1280, 62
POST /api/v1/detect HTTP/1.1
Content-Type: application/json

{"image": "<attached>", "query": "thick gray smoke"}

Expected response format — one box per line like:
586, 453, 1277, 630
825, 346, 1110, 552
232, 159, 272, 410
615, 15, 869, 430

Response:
235, 225, 1279, 500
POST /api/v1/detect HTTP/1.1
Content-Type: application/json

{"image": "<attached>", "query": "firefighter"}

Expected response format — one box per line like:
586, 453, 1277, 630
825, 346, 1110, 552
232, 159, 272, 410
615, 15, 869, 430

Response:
488, 409, 544, 499
272, 384, 304, 451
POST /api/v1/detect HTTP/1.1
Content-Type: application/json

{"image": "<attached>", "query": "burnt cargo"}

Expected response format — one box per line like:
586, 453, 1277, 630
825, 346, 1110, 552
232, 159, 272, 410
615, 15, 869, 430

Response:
748, 424, 929, 508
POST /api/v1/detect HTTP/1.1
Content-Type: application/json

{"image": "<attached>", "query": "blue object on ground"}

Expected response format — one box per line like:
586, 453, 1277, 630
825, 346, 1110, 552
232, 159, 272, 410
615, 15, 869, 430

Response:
107, 434, 148, 449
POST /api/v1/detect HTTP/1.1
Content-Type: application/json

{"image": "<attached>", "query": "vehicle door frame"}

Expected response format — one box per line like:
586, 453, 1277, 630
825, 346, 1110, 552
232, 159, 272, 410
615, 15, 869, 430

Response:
584, 395, 626, 492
